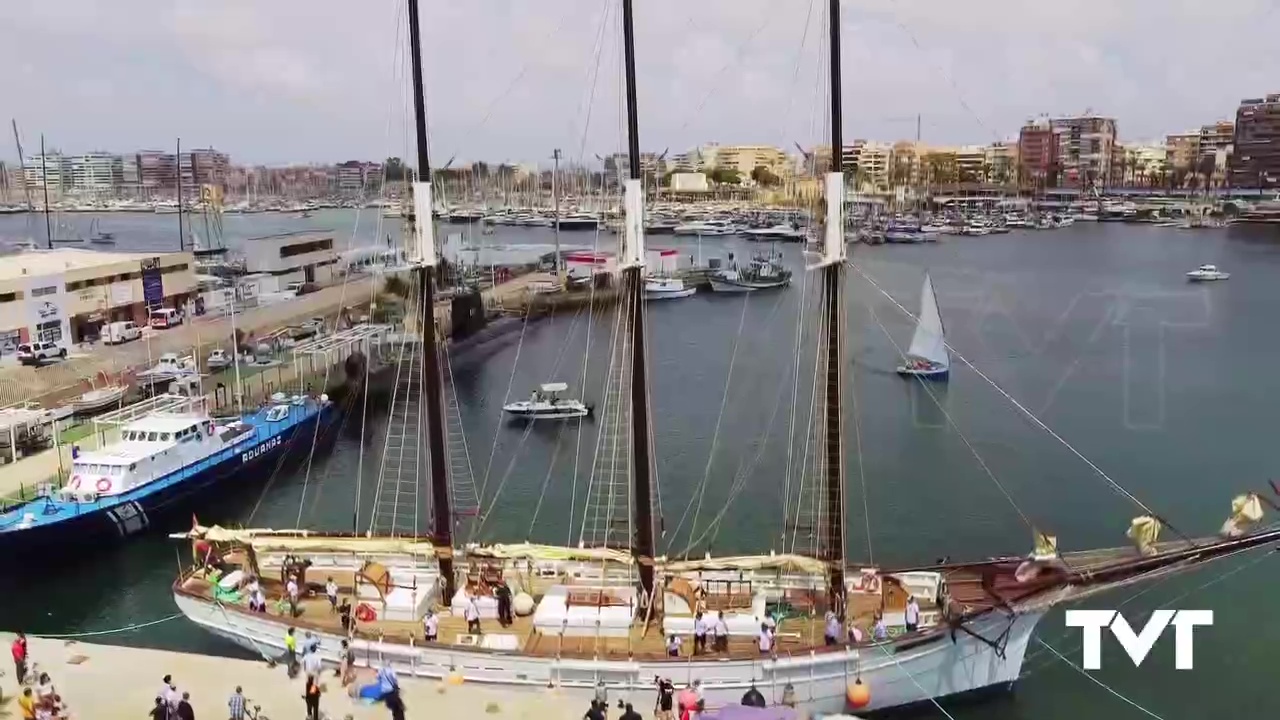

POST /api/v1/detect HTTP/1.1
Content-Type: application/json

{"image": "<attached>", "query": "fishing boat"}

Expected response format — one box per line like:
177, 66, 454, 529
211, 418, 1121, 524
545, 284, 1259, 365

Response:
895, 273, 949, 381
168, 1, 1280, 716
502, 383, 591, 420
205, 348, 233, 371
134, 353, 199, 394
708, 251, 791, 292
644, 276, 696, 300
0, 392, 334, 559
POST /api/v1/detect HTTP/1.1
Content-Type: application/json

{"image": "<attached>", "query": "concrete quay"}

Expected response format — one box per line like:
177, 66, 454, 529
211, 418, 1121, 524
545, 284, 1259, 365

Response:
1, 633, 583, 720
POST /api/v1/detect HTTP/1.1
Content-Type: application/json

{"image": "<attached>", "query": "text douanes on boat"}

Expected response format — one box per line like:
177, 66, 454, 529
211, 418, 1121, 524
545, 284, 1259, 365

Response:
164, 0, 1280, 716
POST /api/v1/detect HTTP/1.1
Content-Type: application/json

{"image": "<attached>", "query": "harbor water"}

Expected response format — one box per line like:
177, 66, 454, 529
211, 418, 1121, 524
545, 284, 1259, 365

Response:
2, 210, 1279, 719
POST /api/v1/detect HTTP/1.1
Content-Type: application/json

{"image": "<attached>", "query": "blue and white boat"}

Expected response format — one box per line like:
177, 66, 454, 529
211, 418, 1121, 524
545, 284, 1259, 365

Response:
896, 273, 950, 381
0, 392, 337, 560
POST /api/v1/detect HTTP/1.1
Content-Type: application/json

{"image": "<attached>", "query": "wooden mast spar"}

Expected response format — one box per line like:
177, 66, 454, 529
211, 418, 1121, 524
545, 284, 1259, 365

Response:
405, 0, 456, 600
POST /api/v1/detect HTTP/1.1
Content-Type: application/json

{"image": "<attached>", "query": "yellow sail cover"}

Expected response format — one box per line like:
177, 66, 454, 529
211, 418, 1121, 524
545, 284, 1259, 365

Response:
1031, 529, 1058, 560
661, 554, 827, 575
1220, 493, 1265, 537
1126, 515, 1162, 556
467, 542, 634, 564
178, 526, 437, 555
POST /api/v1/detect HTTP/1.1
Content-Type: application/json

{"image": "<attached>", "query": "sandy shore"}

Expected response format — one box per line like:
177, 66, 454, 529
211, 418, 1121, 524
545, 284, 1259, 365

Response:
2, 634, 586, 720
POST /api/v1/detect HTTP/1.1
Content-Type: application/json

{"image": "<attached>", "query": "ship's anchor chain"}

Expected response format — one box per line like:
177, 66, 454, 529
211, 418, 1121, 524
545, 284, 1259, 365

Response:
949, 612, 1016, 661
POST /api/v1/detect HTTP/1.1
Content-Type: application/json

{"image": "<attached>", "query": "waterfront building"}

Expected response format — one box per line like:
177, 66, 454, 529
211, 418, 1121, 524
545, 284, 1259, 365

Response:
854, 142, 893, 192
69, 152, 121, 191
1050, 114, 1118, 188
713, 145, 791, 181
983, 142, 1018, 185
671, 144, 719, 173
180, 148, 230, 189
1228, 93, 1280, 190
335, 161, 383, 194
23, 153, 72, 195
137, 150, 178, 191
603, 152, 665, 182
0, 249, 196, 351
1114, 142, 1167, 188
239, 231, 339, 296
954, 145, 987, 183
1017, 118, 1057, 188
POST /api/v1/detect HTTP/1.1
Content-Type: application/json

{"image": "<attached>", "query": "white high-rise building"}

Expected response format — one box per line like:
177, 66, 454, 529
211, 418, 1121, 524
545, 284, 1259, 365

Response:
71, 152, 121, 190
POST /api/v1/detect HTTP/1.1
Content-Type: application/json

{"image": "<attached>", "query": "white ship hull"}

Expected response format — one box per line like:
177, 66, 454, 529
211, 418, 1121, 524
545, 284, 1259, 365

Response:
173, 591, 1042, 713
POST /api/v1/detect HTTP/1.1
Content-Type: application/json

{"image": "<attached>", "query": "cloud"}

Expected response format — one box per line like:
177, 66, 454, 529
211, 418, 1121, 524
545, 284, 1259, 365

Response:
4, 0, 1279, 165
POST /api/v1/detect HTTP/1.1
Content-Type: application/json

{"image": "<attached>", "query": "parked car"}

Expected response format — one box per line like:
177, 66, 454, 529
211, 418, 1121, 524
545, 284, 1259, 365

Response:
148, 308, 184, 329
17, 341, 66, 365
102, 320, 142, 345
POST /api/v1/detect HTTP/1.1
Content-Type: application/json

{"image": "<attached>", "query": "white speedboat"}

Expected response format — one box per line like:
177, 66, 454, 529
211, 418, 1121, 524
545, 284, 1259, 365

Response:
673, 220, 738, 236
1186, 264, 1230, 282
741, 224, 806, 242
644, 277, 695, 300
502, 383, 592, 419
896, 273, 949, 381
70, 385, 128, 414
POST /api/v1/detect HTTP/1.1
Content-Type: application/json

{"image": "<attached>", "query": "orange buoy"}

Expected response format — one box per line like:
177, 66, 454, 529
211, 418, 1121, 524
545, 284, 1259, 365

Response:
847, 679, 871, 709
446, 671, 465, 685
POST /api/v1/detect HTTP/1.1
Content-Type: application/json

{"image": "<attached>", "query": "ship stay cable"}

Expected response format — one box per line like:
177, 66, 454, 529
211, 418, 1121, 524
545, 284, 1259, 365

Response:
674, 290, 791, 555
1034, 638, 1167, 719
471, 299, 535, 514
851, 263, 1180, 537
665, 291, 751, 554
864, 298, 1039, 535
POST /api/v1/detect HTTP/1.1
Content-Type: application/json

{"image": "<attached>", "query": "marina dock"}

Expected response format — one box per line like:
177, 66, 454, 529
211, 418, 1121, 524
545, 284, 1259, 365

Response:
1, 633, 584, 720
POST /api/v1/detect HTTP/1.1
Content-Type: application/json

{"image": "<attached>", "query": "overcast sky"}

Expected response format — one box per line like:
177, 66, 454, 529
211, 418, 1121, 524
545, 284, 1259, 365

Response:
6, 0, 1278, 167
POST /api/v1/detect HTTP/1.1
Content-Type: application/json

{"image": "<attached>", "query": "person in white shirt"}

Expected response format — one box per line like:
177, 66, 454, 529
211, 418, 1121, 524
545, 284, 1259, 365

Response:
302, 646, 323, 682
823, 611, 841, 646
285, 575, 300, 618
763, 612, 777, 633
757, 624, 773, 655
904, 596, 920, 632
666, 634, 682, 657
712, 611, 729, 652
423, 611, 439, 642
847, 624, 864, 644
326, 577, 339, 613
692, 612, 708, 655
464, 596, 481, 634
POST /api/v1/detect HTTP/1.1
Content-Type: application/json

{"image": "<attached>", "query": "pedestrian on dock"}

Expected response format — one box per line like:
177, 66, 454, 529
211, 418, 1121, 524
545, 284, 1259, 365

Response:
337, 640, 355, 686
148, 697, 166, 720
175, 691, 195, 720
10, 631, 28, 685
303, 675, 322, 720
227, 687, 246, 720
159, 674, 179, 718
280, 628, 299, 678
18, 687, 35, 720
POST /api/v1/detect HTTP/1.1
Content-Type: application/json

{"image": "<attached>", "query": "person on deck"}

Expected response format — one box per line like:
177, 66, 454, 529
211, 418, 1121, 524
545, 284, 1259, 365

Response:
285, 575, 300, 618
496, 583, 513, 626
325, 577, 339, 613
338, 640, 356, 686
692, 612, 708, 655
904, 596, 920, 633
281, 628, 299, 678
712, 611, 729, 653
823, 611, 841, 646
665, 634, 682, 657
757, 623, 773, 656
872, 613, 888, 641
654, 677, 675, 720
423, 610, 439, 642
18, 688, 35, 720
464, 595, 481, 635
338, 599, 353, 632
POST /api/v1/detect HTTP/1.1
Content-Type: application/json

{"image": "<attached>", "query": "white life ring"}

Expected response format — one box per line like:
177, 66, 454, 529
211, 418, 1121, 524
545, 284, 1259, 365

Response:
96, 478, 111, 493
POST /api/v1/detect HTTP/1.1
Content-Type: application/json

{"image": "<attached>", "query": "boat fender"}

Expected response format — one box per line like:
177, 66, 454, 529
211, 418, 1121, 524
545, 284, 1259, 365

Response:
96, 478, 112, 493
354, 602, 378, 622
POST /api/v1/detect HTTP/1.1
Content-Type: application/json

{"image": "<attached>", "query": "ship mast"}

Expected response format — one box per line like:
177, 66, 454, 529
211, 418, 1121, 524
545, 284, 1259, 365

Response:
821, 0, 848, 615
620, 0, 658, 599
405, 0, 455, 599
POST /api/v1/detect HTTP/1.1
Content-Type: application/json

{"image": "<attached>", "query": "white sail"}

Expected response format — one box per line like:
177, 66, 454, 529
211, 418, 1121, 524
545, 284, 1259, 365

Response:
906, 273, 948, 369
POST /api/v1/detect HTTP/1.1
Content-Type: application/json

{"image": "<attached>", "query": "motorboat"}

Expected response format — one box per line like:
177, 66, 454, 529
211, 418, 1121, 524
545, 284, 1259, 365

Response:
70, 385, 128, 414
205, 349, 234, 371
673, 220, 738, 236
896, 273, 950, 381
502, 383, 592, 419
644, 277, 696, 300
557, 212, 600, 231
1186, 264, 1230, 282
741, 224, 806, 242
135, 353, 199, 393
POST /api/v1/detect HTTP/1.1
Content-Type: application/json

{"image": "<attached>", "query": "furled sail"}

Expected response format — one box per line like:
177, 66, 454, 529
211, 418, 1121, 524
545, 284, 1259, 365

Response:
1220, 493, 1265, 537
906, 273, 949, 369
1126, 515, 1162, 556
466, 542, 634, 564
1015, 528, 1064, 582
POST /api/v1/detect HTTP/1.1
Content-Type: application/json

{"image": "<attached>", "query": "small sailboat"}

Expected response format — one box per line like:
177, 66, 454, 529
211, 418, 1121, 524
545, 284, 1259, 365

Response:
89, 218, 116, 245
896, 273, 949, 381
502, 382, 592, 419
644, 276, 695, 300
70, 384, 129, 414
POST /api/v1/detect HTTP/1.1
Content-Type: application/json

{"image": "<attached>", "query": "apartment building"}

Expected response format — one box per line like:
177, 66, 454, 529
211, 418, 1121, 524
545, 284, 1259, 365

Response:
984, 142, 1019, 184
854, 142, 893, 191
671, 144, 720, 173
1017, 119, 1058, 186
954, 145, 987, 182
1051, 114, 1118, 188
70, 152, 121, 191
602, 152, 665, 180
137, 150, 178, 190
335, 160, 383, 193
23, 153, 72, 194
1229, 94, 1280, 189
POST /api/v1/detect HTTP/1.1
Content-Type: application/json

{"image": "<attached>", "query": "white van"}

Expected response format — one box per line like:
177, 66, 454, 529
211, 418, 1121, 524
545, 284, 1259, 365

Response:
148, 308, 183, 329
103, 321, 142, 345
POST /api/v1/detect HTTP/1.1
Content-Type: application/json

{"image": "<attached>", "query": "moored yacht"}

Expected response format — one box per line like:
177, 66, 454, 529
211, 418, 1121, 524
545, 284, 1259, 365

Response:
674, 219, 738, 236
644, 276, 696, 299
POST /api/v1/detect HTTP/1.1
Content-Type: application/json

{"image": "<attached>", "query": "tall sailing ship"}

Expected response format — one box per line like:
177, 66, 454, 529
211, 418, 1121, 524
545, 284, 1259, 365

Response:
170, 0, 1280, 714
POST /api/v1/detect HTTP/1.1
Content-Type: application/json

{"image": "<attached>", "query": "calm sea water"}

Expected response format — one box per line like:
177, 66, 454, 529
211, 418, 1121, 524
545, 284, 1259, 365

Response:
4, 210, 1279, 719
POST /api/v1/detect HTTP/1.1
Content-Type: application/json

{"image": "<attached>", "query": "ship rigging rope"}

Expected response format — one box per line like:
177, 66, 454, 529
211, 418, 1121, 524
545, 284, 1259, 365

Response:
36, 613, 183, 639
674, 290, 790, 555
864, 297, 1038, 534
666, 290, 752, 554
780, 234, 814, 555
866, 641, 958, 720
1034, 638, 1167, 719
850, 263, 1169, 527
789, 282, 826, 556
567, 193, 605, 546
473, 300, 536, 513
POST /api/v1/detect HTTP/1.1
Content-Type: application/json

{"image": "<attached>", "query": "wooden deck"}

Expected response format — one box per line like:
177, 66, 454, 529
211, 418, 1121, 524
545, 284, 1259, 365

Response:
179, 559, 1021, 661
